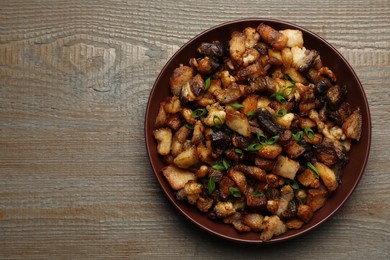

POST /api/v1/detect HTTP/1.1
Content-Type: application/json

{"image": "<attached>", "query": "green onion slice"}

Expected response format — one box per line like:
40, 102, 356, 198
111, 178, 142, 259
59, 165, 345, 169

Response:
274, 108, 287, 118
256, 131, 266, 141
304, 127, 315, 139
261, 135, 280, 145
185, 123, 194, 130
208, 176, 215, 194
285, 179, 300, 190
270, 92, 287, 104
247, 143, 262, 152
212, 158, 230, 171
204, 77, 211, 91
230, 103, 244, 109
191, 108, 207, 118
253, 191, 265, 198
213, 115, 223, 128
229, 187, 241, 198
234, 148, 243, 154
293, 131, 303, 141
307, 162, 319, 179
247, 111, 255, 120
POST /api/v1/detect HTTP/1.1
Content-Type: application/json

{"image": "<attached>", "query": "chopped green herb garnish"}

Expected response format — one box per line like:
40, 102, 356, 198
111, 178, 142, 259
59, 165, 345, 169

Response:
293, 131, 303, 141
212, 158, 230, 171
185, 123, 194, 130
204, 77, 211, 91
208, 176, 215, 194
191, 108, 207, 118
247, 110, 255, 120
307, 162, 319, 179
234, 148, 243, 154
285, 179, 300, 190
230, 103, 244, 109
253, 191, 265, 198
247, 143, 262, 152
229, 187, 241, 198
304, 127, 315, 139
274, 108, 287, 118
261, 135, 280, 145
213, 115, 223, 128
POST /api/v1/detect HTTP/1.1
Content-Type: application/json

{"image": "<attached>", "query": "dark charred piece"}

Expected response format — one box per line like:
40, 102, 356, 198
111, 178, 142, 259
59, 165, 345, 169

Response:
210, 130, 231, 154
197, 41, 226, 58
246, 192, 268, 212
255, 108, 285, 136
326, 84, 347, 110
313, 143, 338, 167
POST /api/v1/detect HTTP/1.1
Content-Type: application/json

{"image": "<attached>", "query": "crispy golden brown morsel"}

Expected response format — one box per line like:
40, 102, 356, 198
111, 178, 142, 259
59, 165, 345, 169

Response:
297, 169, 320, 188
197, 197, 214, 212
173, 145, 199, 169
243, 27, 260, 48
223, 212, 252, 232
162, 165, 196, 191
314, 162, 338, 192
280, 29, 304, 48
266, 173, 284, 188
286, 218, 305, 229
229, 31, 246, 65
273, 155, 300, 180
165, 114, 182, 131
214, 201, 236, 218
232, 164, 267, 182
189, 56, 220, 75
171, 125, 190, 157
190, 74, 206, 97
342, 108, 362, 141
242, 213, 264, 232
227, 169, 248, 194
260, 215, 287, 241
182, 180, 203, 205
246, 191, 267, 211
257, 23, 288, 51
258, 143, 283, 159
154, 102, 167, 128
153, 128, 172, 156
214, 84, 242, 104
254, 157, 276, 171
169, 65, 194, 96
297, 204, 314, 223
225, 107, 251, 137
236, 61, 267, 81
291, 47, 320, 73
306, 185, 328, 211
219, 175, 236, 200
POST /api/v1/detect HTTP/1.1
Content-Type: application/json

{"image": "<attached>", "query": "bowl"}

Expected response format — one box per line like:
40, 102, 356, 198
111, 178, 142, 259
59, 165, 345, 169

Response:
144, 18, 371, 243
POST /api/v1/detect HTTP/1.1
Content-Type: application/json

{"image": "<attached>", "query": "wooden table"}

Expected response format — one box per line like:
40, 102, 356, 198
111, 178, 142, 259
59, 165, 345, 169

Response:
1, 0, 389, 258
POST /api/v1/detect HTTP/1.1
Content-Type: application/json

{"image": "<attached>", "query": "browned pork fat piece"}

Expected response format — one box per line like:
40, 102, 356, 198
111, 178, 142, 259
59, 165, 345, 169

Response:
342, 108, 362, 141
257, 23, 288, 51
327, 84, 347, 110
189, 56, 220, 74
232, 164, 267, 182
169, 65, 194, 96
229, 31, 246, 65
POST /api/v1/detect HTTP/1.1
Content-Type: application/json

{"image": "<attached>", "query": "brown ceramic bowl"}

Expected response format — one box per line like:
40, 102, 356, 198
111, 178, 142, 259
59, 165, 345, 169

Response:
145, 18, 371, 243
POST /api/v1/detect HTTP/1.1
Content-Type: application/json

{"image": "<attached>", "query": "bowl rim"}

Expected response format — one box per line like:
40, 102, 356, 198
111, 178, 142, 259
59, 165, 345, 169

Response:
144, 18, 372, 244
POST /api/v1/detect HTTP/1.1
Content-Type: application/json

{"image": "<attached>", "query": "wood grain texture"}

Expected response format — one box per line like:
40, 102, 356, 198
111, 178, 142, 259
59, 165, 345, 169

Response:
0, 0, 389, 259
